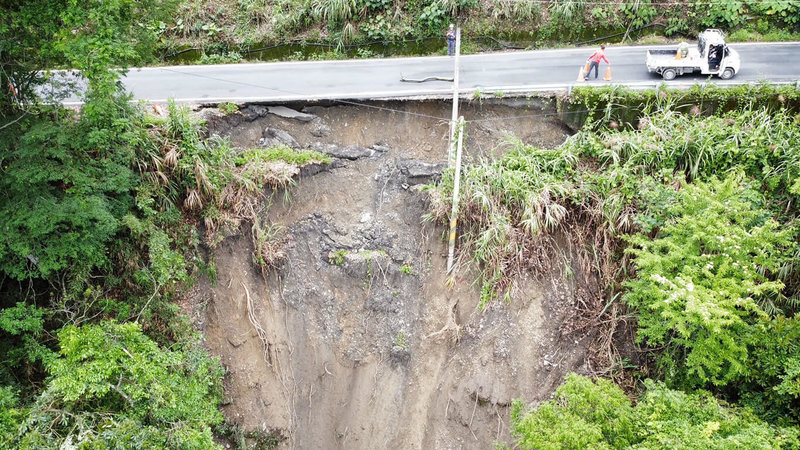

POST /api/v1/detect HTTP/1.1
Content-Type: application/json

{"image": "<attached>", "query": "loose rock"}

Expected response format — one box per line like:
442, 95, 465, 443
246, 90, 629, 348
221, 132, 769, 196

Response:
267, 106, 317, 122
259, 127, 299, 148
311, 143, 379, 160
396, 159, 445, 183
310, 120, 332, 137
240, 105, 268, 121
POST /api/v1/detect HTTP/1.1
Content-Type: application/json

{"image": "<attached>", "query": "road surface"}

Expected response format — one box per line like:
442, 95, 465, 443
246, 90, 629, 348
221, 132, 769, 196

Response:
57, 42, 800, 105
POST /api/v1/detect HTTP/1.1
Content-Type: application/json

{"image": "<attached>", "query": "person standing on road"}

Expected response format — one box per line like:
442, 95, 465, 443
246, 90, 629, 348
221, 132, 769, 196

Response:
585, 44, 610, 80
446, 24, 456, 56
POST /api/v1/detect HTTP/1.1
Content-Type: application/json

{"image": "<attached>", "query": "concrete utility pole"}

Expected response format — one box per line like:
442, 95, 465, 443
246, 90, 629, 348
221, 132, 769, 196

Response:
448, 26, 461, 167
446, 116, 465, 273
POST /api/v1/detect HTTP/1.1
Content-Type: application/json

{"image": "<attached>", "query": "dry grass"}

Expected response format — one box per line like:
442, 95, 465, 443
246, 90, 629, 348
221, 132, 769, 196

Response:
139, 103, 329, 274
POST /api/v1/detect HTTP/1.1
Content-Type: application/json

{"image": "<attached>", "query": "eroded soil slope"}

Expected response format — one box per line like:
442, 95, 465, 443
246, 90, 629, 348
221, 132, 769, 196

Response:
190, 99, 595, 448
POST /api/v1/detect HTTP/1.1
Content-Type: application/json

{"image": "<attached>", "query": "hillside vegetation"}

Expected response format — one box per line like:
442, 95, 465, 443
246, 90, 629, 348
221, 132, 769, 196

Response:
158, 0, 800, 61
1, 1, 327, 447
427, 86, 800, 446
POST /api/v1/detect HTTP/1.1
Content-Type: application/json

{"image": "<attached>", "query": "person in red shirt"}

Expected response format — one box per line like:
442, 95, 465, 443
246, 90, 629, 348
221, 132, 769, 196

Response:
585, 44, 610, 80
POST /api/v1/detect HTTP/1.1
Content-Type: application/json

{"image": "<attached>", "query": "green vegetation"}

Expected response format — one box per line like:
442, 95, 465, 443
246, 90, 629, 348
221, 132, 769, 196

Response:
0, 2, 328, 447
329, 249, 348, 265
236, 145, 332, 166
153, 0, 800, 63
624, 174, 790, 387
4, 0, 800, 447
429, 86, 800, 444
510, 373, 799, 449
218, 101, 240, 114
395, 332, 408, 349
19, 321, 223, 449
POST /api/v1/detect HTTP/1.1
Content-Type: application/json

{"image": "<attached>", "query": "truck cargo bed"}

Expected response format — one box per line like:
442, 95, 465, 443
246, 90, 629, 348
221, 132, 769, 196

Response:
647, 49, 678, 56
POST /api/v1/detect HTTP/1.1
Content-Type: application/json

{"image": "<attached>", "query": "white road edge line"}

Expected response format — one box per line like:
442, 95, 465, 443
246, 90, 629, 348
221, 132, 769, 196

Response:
60, 80, 800, 106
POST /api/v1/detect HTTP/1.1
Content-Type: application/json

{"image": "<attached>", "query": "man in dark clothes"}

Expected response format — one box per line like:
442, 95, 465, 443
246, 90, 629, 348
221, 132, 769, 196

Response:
708, 44, 721, 70
446, 24, 456, 56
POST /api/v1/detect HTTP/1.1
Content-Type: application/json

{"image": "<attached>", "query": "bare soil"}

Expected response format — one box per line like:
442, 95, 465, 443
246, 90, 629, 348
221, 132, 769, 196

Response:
188, 99, 596, 449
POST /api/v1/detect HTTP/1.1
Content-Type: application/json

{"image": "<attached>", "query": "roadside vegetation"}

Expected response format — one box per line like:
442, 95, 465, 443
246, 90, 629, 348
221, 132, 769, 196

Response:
155, 0, 800, 62
428, 84, 800, 446
0, 1, 327, 447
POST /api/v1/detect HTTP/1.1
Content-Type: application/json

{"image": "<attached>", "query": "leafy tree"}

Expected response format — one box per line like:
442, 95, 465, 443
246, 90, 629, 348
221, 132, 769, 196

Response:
510, 374, 800, 449
16, 321, 224, 449
0, 302, 54, 383
624, 173, 790, 386
634, 379, 798, 448
0, 0, 174, 279
0, 103, 140, 279
1, 0, 173, 107
740, 315, 800, 424
510, 373, 636, 449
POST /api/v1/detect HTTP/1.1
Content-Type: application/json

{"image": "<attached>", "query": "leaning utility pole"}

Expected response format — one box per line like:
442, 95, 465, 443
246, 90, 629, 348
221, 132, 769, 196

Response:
448, 26, 461, 167
447, 116, 465, 273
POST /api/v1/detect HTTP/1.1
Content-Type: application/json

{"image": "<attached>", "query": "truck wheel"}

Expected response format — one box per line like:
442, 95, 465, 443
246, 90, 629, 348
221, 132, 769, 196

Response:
662, 69, 677, 80
720, 68, 734, 79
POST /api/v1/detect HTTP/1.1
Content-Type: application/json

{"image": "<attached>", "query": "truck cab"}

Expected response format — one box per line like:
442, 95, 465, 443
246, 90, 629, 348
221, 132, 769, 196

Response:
697, 29, 738, 78
645, 29, 741, 80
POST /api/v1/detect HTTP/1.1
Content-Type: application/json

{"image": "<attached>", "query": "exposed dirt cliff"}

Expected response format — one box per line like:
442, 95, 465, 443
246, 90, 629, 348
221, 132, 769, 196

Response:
187, 99, 598, 448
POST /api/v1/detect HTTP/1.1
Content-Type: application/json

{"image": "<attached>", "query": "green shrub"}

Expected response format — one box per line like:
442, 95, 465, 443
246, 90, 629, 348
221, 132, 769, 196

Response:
218, 102, 239, 114
418, 2, 448, 34
0, 100, 140, 280
624, 174, 790, 386
510, 374, 800, 449
740, 315, 800, 424
510, 373, 636, 449
17, 321, 224, 449
362, 14, 392, 40
0, 386, 24, 445
634, 379, 799, 447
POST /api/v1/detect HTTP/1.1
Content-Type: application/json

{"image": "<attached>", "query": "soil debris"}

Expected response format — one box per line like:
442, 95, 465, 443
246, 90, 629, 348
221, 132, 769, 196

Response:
268, 106, 317, 122
189, 99, 589, 449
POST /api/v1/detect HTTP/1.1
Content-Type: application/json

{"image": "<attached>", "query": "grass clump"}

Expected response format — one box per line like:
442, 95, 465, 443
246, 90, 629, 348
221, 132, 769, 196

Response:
218, 102, 239, 114
428, 139, 580, 309
430, 104, 800, 309
328, 249, 348, 266
145, 106, 331, 272
235, 145, 331, 166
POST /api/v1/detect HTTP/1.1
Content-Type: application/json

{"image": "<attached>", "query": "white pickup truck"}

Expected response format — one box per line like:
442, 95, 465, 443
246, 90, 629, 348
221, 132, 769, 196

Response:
646, 29, 741, 80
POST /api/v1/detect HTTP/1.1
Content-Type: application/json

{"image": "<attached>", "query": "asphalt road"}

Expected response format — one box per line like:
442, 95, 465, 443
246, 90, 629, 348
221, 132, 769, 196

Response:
58, 41, 800, 105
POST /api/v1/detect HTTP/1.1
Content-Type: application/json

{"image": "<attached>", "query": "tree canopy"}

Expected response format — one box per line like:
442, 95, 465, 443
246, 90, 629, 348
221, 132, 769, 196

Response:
510, 373, 800, 449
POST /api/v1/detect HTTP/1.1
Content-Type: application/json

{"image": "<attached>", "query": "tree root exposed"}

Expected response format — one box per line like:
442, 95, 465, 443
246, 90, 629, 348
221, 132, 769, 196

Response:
242, 281, 272, 366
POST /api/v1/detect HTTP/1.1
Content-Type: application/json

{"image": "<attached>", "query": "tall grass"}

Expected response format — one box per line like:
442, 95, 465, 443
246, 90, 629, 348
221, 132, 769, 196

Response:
429, 104, 800, 309
312, 0, 362, 23
140, 103, 330, 267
